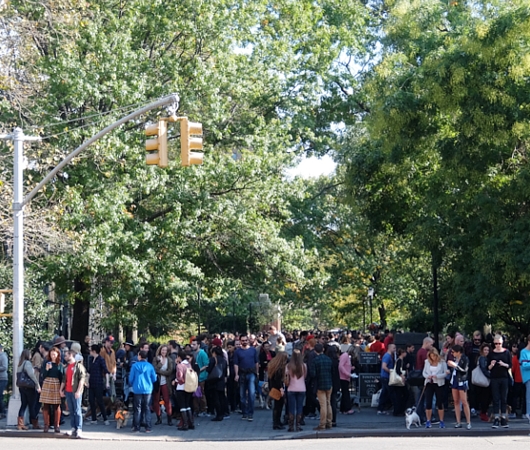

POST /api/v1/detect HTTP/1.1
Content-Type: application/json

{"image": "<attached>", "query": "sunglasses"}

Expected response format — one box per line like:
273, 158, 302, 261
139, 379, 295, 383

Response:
494, 342, 502, 345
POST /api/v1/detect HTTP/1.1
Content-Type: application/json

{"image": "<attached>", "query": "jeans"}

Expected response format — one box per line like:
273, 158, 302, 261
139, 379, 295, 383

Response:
65, 391, 83, 430
378, 378, 395, 412
490, 377, 509, 417
88, 385, 108, 421
239, 372, 256, 416
133, 393, 152, 430
316, 388, 332, 428
19, 387, 37, 420
288, 391, 305, 416
0, 379, 7, 414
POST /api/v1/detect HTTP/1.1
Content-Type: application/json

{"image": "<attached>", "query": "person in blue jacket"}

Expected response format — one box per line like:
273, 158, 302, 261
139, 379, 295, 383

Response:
129, 349, 157, 432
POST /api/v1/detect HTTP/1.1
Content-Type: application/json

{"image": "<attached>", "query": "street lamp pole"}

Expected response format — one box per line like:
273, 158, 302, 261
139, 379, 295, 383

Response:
1, 94, 179, 426
368, 287, 375, 328
0, 128, 40, 426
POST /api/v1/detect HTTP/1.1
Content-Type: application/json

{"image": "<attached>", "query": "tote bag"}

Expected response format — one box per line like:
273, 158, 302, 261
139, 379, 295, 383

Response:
471, 366, 490, 387
389, 369, 405, 387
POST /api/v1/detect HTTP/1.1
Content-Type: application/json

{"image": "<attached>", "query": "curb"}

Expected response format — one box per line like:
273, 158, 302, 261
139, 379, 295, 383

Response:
1, 427, 529, 441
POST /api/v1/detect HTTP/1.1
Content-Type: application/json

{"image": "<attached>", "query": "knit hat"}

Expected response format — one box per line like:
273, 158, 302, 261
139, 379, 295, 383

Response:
212, 338, 223, 347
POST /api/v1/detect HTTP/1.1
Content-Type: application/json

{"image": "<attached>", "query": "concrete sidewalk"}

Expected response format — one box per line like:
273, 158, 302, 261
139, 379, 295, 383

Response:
1, 405, 530, 441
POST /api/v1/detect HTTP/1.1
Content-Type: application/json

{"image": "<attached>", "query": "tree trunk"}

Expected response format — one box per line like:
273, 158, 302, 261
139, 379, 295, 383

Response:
71, 278, 89, 343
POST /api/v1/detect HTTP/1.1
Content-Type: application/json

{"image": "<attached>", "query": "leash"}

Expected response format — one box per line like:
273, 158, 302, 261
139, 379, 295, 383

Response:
415, 384, 426, 409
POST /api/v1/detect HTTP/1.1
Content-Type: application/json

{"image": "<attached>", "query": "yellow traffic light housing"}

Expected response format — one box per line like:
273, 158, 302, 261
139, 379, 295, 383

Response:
180, 117, 204, 167
145, 120, 168, 168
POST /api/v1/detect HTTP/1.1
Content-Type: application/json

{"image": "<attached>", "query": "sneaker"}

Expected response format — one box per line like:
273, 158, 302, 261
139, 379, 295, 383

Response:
377, 411, 389, 416
500, 417, 509, 428
307, 413, 317, 419
480, 413, 489, 422
345, 410, 355, 415
507, 413, 516, 420
247, 416, 253, 422
431, 418, 440, 425
104, 420, 110, 426
492, 418, 500, 428
242, 415, 248, 420
439, 421, 445, 429
223, 414, 230, 420
131, 427, 140, 433
198, 412, 210, 418
425, 420, 431, 429
90, 420, 97, 425
471, 408, 477, 418
64, 428, 76, 436
145, 429, 152, 433
454, 423, 462, 428
75, 430, 83, 439
466, 423, 472, 430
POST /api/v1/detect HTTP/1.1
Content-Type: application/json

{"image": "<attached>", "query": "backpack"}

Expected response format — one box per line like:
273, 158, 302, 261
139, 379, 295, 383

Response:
184, 367, 198, 393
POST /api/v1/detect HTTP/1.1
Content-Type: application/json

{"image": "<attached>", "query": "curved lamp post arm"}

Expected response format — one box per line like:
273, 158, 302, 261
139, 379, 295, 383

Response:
23, 94, 179, 206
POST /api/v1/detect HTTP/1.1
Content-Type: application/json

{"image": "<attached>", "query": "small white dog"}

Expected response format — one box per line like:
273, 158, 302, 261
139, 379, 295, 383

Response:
405, 407, 421, 430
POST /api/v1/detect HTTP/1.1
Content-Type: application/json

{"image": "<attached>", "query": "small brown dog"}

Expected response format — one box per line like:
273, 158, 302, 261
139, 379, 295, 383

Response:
114, 401, 129, 429
84, 396, 114, 421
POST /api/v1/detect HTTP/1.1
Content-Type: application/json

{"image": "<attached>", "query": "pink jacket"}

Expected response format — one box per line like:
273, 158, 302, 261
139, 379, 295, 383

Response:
339, 352, 352, 381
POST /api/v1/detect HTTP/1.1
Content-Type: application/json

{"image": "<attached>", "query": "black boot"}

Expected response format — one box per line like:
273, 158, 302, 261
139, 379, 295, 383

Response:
155, 415, 162, 425
273, 409, 285, 430
167, 415, 173, 426
187, 410, 195, 430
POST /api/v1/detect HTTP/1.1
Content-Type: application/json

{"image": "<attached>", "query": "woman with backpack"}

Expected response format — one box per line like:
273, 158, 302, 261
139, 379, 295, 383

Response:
173, 351, 197, 431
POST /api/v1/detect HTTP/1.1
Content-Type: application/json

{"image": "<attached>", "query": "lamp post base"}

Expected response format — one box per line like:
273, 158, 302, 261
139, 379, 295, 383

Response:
6, 395, 21, 427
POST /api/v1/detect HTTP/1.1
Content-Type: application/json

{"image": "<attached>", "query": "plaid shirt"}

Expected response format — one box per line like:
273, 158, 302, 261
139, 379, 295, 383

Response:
309, 353, 333, 391
88, 355, 109, 389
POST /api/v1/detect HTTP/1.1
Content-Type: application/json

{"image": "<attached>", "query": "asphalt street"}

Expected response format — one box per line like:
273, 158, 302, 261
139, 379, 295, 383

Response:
1, 436, 530, 450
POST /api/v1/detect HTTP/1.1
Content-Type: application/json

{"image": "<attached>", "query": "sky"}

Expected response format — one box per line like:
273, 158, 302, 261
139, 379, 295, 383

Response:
285, 154, 337, 179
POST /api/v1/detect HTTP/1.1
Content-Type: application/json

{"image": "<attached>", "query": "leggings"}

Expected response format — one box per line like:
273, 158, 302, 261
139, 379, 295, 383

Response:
424, 382, 444, 410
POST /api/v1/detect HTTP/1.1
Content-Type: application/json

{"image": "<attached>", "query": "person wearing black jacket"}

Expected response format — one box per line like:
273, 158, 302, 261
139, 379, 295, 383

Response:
206, 346, 228, 421
326, 346, 340, 427
488, 335, 512, 428
448, 344, 471, 429
268, 352, 288, 430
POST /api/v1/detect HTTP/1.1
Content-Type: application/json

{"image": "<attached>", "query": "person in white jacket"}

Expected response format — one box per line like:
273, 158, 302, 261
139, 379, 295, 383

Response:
422, 348, 449, 429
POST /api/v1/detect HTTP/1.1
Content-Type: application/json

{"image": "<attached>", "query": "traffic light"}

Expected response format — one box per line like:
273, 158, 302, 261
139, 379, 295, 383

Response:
180, 117, 204, 166
145, 120, 168, 168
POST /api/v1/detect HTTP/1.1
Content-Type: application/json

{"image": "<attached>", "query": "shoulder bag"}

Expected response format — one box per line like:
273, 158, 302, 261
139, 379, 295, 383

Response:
207, 358, 223, 381
389, 368, 405, 387
16, 362, 36, 389
471, 365, 489, 387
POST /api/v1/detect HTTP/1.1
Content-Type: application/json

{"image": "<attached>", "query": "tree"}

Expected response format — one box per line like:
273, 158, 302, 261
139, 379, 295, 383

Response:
343, 0, 530, 333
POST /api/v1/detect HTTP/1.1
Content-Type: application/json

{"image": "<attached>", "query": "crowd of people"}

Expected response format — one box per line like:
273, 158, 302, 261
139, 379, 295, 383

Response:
373, 330, 530, 431
1, 326, 530, 438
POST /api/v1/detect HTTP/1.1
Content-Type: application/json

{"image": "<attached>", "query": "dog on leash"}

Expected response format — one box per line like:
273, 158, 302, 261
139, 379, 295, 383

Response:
114, 401, 129, 429
259, 382, 272, 410
405, 407, 421, 429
